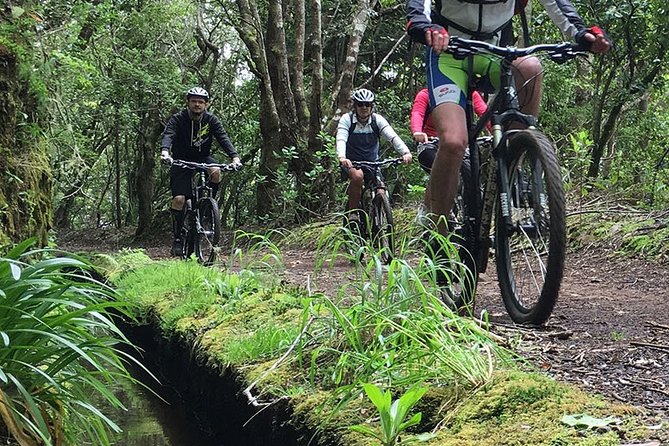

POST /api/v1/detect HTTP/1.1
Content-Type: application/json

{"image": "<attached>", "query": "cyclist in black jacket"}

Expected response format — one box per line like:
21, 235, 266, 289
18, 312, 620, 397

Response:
405, 0, 609, 238
160, 87, 241, 256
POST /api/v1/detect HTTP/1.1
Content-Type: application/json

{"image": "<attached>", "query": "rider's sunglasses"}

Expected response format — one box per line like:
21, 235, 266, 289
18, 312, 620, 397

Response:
356, 102, 373, 108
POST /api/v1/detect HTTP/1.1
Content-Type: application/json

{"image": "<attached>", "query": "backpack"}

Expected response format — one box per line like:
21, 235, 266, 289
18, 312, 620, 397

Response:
514, 0, 528, 14
348, 112, 381, 139
514, 0, 530, 45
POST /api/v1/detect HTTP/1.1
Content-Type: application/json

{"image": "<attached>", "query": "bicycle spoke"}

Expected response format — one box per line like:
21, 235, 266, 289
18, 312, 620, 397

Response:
195, 198, 221, 266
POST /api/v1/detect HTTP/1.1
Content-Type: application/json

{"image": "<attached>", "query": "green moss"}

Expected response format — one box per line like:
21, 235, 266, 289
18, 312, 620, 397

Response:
0, 38, 52, 246
280, 220, 340, 251
431, 370, 640, 446
111, 257, 650, 446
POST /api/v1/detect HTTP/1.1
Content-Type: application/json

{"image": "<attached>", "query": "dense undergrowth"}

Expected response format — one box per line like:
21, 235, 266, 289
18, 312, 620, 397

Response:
568, 206, 669, 262
0, 240, 145, 446
94, 226, 650, 446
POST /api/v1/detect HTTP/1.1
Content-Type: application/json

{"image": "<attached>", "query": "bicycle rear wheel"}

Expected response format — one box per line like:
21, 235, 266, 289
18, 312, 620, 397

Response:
196, 197, 221, 266
445, 155, 478, 309
496, 129, 566, 325
371, 192, 394, 264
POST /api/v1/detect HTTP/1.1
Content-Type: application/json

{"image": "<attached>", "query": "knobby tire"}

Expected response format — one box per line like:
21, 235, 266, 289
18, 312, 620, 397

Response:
196, 197, 221, 266
183, 201, 197, 260
451, 156, 479, 309
372, 192, 394, 264
496, 129, 566, 325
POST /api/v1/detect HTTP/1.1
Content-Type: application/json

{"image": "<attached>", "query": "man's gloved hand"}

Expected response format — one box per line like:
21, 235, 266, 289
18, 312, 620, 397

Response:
576, 26, 611, 54
160, 149, 173, 166
231, 156, 243, 171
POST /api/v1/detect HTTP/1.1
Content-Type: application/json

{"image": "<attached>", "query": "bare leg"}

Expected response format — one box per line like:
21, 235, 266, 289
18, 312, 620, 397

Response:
346, 168, 364, 213
171, 195, 185, 212
512, 56, 543, 117
429, 103, 468, 235
207, 166, 222, 197
423, 178, 431, 210
170, 195, 186, 254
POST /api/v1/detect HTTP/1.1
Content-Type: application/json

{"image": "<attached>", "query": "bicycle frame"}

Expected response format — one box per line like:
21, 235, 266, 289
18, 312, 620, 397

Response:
348, 158, 403, 263
451, 37, 583, 274
438, 36, 582, 323
170, 159, 239, 264
350, 158, 403, 216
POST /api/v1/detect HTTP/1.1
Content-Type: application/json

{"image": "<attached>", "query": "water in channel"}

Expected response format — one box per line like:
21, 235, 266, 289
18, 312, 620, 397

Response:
103, 363, 223, 446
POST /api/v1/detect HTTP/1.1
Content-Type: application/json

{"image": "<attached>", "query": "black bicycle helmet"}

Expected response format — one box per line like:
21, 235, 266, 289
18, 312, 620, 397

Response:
351, 88, 375, 104
186, 87, 210, 101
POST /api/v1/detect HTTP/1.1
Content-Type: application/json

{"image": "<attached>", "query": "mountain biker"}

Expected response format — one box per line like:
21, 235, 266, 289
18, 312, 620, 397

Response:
411, 87, 487, 223
159, 87, 242, 256
405, 0, 610, 240
336, 88, 412, 223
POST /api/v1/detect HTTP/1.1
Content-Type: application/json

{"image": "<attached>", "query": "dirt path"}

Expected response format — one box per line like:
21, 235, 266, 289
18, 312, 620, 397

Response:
284, 247, 669, 419
58, 228, 669, 427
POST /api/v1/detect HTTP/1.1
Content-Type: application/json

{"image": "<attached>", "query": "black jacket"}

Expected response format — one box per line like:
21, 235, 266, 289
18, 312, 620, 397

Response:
160, 109, 238, 161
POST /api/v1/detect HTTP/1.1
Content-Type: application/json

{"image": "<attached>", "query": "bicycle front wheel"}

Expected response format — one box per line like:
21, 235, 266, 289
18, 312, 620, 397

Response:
371, 192, 394, 264
496, 129, 566, 325
196, 197, 221, 266
183, 201, 196, 260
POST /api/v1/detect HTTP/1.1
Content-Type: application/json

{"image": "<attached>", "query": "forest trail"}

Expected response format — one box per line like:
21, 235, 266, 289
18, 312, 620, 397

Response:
57, 227, 669, 429
281, 245, 669, 424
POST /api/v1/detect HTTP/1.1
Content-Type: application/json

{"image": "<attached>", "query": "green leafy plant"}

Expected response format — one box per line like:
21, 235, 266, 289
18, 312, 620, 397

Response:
350, 383, 428, 446
609, 331, 626, 341
0, 239, 144, 445
305, 226, 516, 393
561, 413, 620, 430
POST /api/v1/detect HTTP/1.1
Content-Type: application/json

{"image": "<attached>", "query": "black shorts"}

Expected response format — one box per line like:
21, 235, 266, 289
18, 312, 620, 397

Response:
170, 156, 217, 198
417, 141, 438, 173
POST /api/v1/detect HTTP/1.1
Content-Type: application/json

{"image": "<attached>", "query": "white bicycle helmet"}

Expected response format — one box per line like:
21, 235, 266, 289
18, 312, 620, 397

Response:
186, 87, 210, 101
351, 88, 375, 104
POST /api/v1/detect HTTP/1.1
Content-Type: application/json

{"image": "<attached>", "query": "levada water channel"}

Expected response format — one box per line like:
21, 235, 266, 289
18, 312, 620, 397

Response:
103, 323, 304, 446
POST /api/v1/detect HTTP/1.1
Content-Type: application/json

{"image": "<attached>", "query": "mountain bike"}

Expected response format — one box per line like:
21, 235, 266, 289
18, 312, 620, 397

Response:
169, 159, 240, 266
346, 158, 404, 264
438, 36, 585, 325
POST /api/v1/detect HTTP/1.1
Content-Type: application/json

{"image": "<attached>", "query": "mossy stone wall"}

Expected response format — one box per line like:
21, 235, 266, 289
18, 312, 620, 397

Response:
0, 44, 52, 246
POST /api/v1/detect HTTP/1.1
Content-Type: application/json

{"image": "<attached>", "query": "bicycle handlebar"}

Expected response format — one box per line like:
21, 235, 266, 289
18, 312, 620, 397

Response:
170, 159, 242, 172
417, 136, 492, 146
350, 158, 404, 169
446, 36, 587, 64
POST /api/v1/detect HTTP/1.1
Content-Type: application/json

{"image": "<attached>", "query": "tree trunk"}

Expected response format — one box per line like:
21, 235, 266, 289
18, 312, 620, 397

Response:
232, 0, 283, 217
307, 0, 324, 151
325, 0, 376, 133
587, 6, 667, 179
114, 127, 122, 228
195, 5, 220, 90
290, 0, 310, 135
266, 0, 299, 147
135, 112, 162, 236
588, 101, 622, 178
